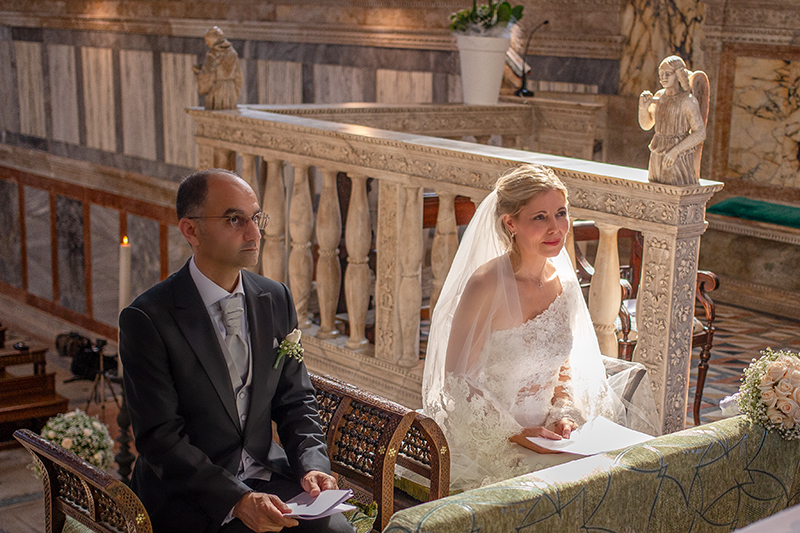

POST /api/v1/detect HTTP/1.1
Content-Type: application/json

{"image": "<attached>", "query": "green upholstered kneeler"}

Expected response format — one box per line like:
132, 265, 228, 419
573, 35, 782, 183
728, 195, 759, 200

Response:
707, 197, 800, 229
384, 416, 800, 533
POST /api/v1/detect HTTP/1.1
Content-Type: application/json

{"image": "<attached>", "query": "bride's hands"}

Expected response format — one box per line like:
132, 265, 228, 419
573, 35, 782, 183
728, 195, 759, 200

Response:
510, 419, 578, 453
510, 426, 563, 454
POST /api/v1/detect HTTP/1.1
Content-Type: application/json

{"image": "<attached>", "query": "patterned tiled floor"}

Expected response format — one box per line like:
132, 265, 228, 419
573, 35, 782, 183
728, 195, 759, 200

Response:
687, 302, 800, 427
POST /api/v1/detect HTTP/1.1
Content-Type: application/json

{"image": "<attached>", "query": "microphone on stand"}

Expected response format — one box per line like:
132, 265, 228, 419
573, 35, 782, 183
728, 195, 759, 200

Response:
514, 19, 549, 97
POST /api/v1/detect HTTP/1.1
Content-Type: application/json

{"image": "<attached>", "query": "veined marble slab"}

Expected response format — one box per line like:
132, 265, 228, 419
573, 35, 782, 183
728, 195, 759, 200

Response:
90, 204, 120, 328
313, 64, 368, 104
81, 46, 116, 152
728, 56, 800, 189
161, 52, 198, 168
14, 40, 46, 138
120, 49, 157, 160
257, 60, 303, 105
0, 40, 20, 134
376, 69, 432, 104
168, 224, 192, 276
127, 214, 161, 302
24, 186, 51, 301
47, 43, 80, 145
0, 180, 22, 289
56, 195, 86, 314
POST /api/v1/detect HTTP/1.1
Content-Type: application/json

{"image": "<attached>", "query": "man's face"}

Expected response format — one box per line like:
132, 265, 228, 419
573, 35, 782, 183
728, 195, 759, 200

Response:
188, 173, 262, 277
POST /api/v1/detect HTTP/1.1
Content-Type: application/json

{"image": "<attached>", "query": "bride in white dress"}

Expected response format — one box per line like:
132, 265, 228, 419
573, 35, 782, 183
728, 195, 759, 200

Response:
423, 164, 660, 491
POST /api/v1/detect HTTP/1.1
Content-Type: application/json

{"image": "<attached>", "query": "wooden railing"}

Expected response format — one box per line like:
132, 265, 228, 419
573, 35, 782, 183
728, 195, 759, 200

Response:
188, 104, 722, 434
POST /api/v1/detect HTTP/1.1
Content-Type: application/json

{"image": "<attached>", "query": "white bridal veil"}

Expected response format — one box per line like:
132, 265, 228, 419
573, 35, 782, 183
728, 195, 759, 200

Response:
422, 189, 661, 485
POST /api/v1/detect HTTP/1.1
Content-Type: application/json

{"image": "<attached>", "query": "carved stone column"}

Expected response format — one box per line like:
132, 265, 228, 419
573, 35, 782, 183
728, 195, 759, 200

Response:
588, 222, 621, 358
261, 159, 286, 283
315, 167, 342, 339
430, 191, 458, 313
634, 232, 701, 434
344, 173, 371, 352
214, 148, 236, 171
198, 143, 214, 170
289, 163, 314, 329
397, 185, 423, 367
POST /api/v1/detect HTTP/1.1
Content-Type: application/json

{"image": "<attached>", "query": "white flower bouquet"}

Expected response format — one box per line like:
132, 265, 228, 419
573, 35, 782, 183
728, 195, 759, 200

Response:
40, 409, 115, 470
738, 348, 800, 440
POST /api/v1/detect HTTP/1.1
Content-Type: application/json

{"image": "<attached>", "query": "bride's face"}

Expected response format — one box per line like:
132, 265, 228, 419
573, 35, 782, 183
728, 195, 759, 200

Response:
503, 189, 569, 258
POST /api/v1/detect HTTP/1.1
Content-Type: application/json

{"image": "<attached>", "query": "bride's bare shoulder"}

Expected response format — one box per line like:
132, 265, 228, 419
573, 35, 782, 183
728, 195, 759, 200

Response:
464, 256, 506, 295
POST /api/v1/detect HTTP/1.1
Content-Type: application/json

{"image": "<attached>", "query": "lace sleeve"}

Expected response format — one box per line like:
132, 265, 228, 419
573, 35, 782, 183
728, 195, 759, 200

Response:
544, 363, 586, 428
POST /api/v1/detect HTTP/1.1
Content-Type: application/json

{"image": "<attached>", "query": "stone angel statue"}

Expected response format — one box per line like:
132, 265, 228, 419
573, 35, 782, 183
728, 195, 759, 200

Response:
193, 26, 243, 110
638, 55, 709, 185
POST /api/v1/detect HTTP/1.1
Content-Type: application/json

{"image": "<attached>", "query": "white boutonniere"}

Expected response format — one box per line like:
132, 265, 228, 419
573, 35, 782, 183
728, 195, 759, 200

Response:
274, 328, 304, 369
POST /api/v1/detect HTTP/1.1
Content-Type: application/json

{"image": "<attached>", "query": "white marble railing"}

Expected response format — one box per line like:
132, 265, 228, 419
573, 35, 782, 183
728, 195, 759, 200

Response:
188, 105, 722, 434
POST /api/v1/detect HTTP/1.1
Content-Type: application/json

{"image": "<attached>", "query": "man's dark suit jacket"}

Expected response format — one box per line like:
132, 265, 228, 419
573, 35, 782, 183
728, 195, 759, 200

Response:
119, 263, 330, 533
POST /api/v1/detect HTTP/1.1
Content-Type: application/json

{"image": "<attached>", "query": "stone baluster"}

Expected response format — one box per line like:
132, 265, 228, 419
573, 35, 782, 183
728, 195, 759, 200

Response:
240, 154, 259, 197
587, 222, 621, 358
397, 185, 423, 367
288, 163, 314, 329
315, 167, 342, 339
261, 158, 286, 283
344, 173, 371, 352
214, 148, 236, 171
475, 135, 491, 145
430, 191, 458, 313
565, 217, 577, 272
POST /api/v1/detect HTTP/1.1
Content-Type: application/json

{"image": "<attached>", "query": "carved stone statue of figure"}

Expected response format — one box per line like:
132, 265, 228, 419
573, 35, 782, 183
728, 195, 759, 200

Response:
639, 55, 709, 185
193, 26, 243, 110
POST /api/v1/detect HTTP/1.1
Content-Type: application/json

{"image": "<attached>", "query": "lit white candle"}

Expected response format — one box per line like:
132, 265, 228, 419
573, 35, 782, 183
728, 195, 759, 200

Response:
119, 236, 131, 313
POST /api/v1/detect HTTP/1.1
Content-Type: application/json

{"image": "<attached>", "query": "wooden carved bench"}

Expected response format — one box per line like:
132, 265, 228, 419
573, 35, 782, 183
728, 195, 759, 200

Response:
14, 428, 152, 533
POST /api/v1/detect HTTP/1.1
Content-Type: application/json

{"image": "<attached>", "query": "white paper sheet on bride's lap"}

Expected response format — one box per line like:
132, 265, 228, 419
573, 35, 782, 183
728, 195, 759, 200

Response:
527, 416, 655, 456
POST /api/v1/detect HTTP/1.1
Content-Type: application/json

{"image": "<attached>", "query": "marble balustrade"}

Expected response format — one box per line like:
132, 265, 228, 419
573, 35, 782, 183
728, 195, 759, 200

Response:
189, 105, 723, 434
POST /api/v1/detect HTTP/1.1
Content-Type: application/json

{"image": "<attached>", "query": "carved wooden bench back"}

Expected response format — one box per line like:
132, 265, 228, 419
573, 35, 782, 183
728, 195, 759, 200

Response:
310, 374, 449, 531
13, 428, 151, 533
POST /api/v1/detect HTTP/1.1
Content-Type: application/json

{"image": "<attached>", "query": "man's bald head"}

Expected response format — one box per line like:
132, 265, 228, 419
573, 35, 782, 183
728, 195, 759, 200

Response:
176, 168, 242, 220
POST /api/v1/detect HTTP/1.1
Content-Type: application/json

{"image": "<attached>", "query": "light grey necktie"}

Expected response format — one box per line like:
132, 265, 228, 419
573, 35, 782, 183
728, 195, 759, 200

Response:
218, 294, 249, 385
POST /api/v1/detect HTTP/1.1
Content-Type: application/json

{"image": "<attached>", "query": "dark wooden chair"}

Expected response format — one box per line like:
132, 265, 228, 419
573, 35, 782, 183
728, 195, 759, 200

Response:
572, 221, 719, 427
13, 428, 152, 533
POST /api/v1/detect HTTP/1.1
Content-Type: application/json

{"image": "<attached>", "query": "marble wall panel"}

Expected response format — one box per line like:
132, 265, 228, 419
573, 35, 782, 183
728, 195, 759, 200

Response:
161, 52, 199, 168
727, 57, 800, 189
0, 40, 21, 134
127, 215, 161, 302
376, 69, 433, 104
0, 180, 22, 288
24, 187, 52, 301
168, 224, 192, 276
56, 195, 86, 314
313, 64, 369, 104
14, 41, 47, 138
257, 60, 303, 105
447, 73, 463, 103
90, 204, 120, 327
81, 46, 116, 152
47, 44, 80, 145
120, 49, 157, 160
619, 0, 705, 96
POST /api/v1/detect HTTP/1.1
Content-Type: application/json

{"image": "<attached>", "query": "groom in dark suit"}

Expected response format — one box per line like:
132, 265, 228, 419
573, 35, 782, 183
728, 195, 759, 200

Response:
119, 169, 354, 533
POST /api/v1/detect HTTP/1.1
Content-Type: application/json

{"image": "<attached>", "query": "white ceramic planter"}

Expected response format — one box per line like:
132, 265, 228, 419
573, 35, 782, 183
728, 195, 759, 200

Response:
456, 34, 511, 105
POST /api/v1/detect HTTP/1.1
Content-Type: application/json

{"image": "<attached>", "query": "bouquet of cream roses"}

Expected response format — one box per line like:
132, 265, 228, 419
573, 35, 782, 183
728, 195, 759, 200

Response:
40, 409, 115, 470
738, 348, 800, 440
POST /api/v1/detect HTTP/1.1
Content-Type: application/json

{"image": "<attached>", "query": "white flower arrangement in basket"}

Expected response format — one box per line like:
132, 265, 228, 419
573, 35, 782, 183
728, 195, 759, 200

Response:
39, 409, 115, 470
738, 348, 800, 440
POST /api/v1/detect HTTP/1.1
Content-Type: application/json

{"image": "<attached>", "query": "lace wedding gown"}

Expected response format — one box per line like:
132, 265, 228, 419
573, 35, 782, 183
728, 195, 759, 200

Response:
441, 279, 595, 490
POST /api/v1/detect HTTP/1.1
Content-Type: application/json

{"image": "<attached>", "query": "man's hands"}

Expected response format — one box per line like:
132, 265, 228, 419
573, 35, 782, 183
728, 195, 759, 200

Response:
231, 471, 337, 531
232, 492, 298, 532
301, 470, 338, 497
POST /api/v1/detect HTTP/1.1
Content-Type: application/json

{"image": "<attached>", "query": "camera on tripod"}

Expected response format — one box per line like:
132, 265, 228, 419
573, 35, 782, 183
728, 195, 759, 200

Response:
56, 332, 118, 381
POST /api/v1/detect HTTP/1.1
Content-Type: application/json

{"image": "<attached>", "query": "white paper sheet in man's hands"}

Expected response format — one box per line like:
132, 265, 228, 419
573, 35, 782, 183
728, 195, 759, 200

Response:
284, 489, 356, 519
527, 416, 654, 456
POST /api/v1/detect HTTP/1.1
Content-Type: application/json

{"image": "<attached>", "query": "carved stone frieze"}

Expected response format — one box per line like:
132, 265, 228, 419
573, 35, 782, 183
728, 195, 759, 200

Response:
569, 190, 679, 225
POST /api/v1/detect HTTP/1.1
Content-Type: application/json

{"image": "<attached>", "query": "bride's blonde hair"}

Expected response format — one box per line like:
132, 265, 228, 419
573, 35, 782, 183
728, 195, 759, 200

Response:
494, 163, 568, 266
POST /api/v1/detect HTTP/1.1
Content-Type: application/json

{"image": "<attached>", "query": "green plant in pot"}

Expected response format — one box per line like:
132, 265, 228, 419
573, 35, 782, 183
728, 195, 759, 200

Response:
450, 0, 524, 37
450, 1, 524, 104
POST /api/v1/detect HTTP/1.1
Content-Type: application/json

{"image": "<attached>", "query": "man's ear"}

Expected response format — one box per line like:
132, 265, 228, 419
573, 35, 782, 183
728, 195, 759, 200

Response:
178, 218, 201, 247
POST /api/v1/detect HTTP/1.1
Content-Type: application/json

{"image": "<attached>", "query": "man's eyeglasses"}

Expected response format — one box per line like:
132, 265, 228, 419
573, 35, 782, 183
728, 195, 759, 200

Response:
187, 212, 269, 231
